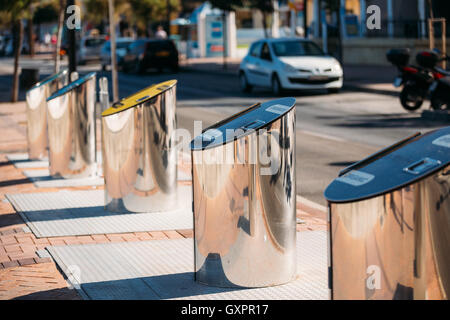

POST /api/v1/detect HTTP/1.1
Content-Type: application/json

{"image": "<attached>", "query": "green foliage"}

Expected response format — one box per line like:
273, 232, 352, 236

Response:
0, 0, 34, 20
84, 0, 129, 24
210, 0, 274, 14
209, 0, 244, 12
33, 3, 59, 24
127, 0, 180, 30
247, 0, 274, 14
82, 0, 180, 30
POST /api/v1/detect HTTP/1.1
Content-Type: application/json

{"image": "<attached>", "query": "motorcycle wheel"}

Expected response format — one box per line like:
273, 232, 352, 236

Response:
400, 85, 424, 112
430, 96, 447, 111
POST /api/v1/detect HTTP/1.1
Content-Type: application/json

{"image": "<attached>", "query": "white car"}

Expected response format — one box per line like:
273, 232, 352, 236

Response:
78, 36, 107, 65
239, 38, 343, 95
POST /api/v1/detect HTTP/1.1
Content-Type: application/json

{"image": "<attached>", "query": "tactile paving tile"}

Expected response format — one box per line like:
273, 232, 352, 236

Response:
46, 232, 329, 300
22, 169, 105, 188
6, 188, 193, 238
6, 153, 49, 168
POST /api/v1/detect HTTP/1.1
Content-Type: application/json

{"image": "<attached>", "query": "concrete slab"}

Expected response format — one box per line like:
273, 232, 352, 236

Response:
6, 188, 193, 238
22, 169, 104, 188
6, 153, 49, 168
47, 231, 329, 300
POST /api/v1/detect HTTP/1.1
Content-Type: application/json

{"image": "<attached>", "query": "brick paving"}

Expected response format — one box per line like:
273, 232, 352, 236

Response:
0, 101, 326, 299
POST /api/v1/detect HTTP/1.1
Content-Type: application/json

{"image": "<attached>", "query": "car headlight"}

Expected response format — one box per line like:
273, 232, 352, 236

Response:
333, 62, 343, 73
282, 63, 297, 73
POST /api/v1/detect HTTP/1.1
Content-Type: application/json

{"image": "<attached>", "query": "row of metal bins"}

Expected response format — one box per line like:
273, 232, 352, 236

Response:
25, 70, 450, 298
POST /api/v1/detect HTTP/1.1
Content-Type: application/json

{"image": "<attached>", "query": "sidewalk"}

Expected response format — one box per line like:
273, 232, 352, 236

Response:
0, 101, 327, 300
180, 57, 400, 94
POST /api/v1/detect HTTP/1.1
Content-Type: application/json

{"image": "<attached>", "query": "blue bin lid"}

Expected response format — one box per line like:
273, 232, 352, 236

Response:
324, 126, 450, 203
47, 72, 96, 102
190, 97, 296, 151
29, 69, 67, 91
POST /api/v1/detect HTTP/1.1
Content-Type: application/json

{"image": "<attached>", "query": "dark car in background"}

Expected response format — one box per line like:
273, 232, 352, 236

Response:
122, 39, 179, 74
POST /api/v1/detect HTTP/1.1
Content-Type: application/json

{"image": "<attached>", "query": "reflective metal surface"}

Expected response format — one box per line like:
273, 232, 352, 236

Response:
414, 167, 450, 299
329, 189, 416, 299
25, 70, 68, 159
46, 72, 97, 178
191, 99, 297, 288
327, 127, 450, 300
102, 80, 177, 213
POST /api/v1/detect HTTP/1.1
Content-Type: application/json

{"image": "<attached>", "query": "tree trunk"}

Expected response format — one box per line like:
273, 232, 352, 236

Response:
54, 0, 65, 73
262, 11, 269, 38
11, 19, 23, 103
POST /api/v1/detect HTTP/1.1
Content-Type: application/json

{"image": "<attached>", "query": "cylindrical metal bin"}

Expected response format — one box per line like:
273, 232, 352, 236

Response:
46, 72, 97, 179
102, 80, 177, 213
25, 70, 68, 159
190, 97, 297, 288
324, 126, 450, 300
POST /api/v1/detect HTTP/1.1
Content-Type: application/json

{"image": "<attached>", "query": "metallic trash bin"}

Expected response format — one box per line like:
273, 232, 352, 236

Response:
190, 97, 297, 288
102, 80, 177, 213
46, 72, 97, 179
26, 70, 68, 159
324, 126, 450, 300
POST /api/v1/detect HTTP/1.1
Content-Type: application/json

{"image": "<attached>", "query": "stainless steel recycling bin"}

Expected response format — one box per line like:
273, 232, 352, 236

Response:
102, 80, 177, 213
25, 70, 68, 159
46, 72, 97, 179
190, 97, 297, 288
324, 126, 450, 300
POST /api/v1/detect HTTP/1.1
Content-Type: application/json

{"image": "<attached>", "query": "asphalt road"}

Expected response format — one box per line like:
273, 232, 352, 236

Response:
1, 57, 448, 205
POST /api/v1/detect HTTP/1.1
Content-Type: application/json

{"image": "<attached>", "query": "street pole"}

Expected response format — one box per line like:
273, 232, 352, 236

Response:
108, 0, 119, 102
303, 0, 308, 37
67, 0, 76, 75
166, 0, 171, 37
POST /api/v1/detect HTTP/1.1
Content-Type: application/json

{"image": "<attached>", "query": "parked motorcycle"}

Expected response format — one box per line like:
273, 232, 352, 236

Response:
387, 48, 435, 112
415, 50, 450, 110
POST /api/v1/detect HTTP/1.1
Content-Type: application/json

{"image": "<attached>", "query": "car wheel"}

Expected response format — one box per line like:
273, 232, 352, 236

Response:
133, 59, 145, 74
271, 74, 283, 96
171, 65, 179, 73
430, 96, 447, 111
327, 88, 340, 94
239, 72, 252, 93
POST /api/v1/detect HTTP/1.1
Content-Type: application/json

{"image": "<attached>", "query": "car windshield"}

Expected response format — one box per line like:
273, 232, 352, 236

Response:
272, 41, 325, 57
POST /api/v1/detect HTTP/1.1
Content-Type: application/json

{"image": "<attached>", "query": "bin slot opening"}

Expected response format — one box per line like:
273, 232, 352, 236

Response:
339, 132, 421, 176
112, 102, 124, 109
202, 129, 222, 142
241, 120, 265, 131
403, 157, 441, 175
136, 95, 149, 103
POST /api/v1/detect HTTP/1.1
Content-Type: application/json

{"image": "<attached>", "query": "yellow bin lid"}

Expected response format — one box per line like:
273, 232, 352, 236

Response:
101, 79, 177, 117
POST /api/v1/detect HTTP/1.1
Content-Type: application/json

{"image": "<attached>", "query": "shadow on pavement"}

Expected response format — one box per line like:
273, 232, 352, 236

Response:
326, 113, 449, 129
0, 178, 31, 188
76, 272, 243, 300
12, 287, 81, 300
